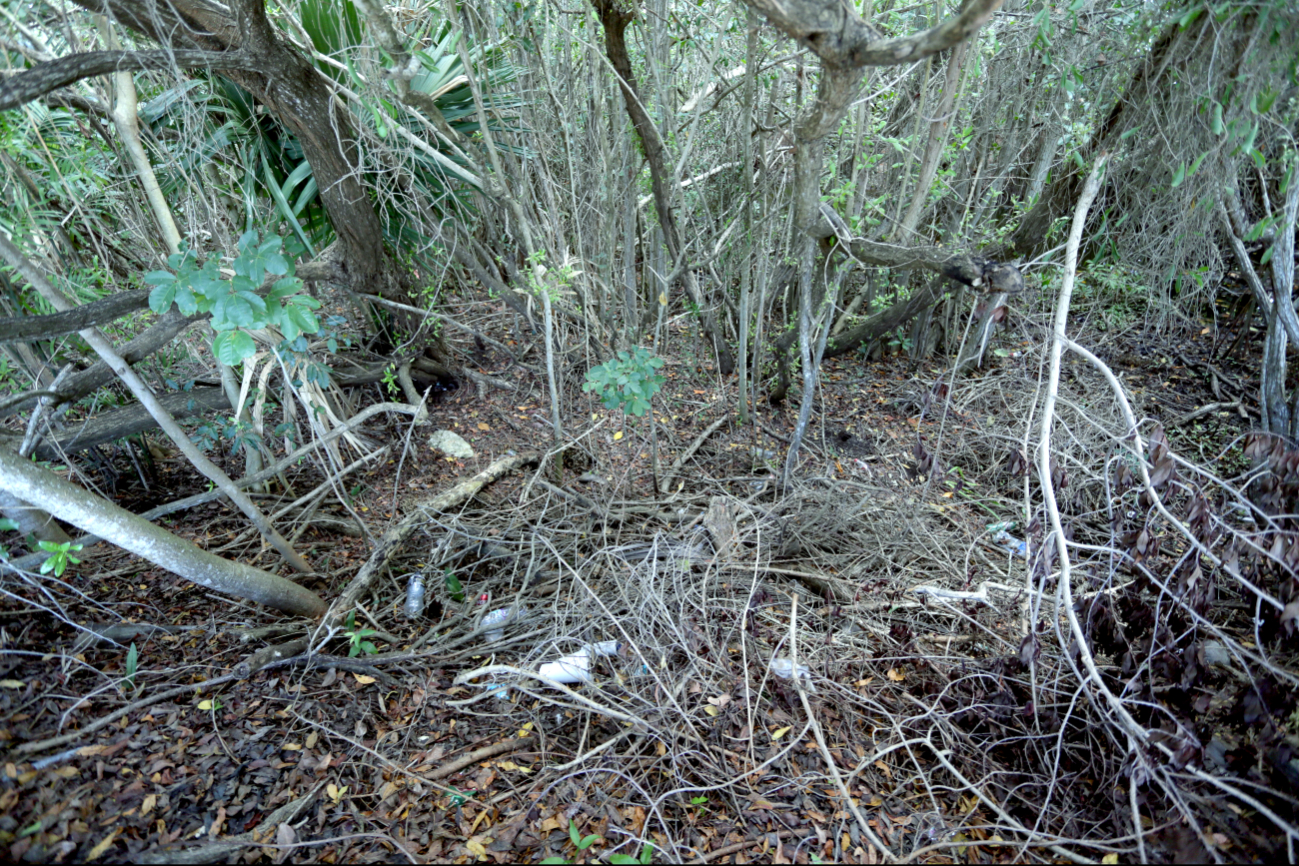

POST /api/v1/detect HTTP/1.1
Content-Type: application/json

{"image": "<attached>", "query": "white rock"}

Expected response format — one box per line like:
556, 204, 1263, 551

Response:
428, 430, 474, 459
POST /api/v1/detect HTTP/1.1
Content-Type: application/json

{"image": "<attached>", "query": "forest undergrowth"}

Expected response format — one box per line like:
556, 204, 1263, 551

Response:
1, 276, 1296, 865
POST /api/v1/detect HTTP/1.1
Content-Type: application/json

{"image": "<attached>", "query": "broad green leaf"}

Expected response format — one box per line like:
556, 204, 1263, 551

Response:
148, 282, 177, 315
287, 305, 320, 335
143, 269, 175, 287
213, 330, 256, 365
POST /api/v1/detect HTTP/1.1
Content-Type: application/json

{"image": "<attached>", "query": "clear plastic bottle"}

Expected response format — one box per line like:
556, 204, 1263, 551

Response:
404, 573, 426, 618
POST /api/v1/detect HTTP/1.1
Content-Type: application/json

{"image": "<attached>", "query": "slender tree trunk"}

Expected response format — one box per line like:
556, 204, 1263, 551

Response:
897, 40, 970, 239
591, 0, 735, 374
737, 11, 758, 424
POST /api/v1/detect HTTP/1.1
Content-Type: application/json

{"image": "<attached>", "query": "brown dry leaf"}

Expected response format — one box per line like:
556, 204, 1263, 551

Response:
627, 805, 646, 833
352, 674, 376, 686
141, 793, 156, 816
465, 836, 490, 859
539, 813, 567, 834
704, 705, 720, 717
210, 805, 227, 838
305, 732, 318, 750
477, 423, 490, 431
772, 726, 792, 740
282, 743, 302, 751
886, 668, 905, 682
86, 829, 119, 861
495, 760, 531, 773
378, 780, 400, 800
874, 760, 892, 780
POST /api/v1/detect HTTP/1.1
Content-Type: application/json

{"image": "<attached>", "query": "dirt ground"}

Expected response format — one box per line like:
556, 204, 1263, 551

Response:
0, 291, 1287, 864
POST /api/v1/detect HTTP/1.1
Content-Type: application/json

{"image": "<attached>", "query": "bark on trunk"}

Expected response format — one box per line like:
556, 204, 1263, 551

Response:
74, 0, 404, 299
0, 447, 326, 618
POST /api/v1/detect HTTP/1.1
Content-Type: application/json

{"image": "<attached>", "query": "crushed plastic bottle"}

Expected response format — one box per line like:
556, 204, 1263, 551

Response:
770, 657, 813, 688
538, 651, 593, 684
403, 573, 426, 618
536, 641, 621, 685
992, 530, 1027, 558
481, 606, 528, 642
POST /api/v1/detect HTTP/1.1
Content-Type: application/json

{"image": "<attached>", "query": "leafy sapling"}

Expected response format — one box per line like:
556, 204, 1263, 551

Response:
582, 347, 666, 417
583, 347, 668, 492
144, 231, 323, 365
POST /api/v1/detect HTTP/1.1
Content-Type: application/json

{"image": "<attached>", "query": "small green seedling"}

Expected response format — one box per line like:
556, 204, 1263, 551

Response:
124, 642, 139, 691
38, 540, 83, 577
539, 819, 603, 864
343, 611, 378, 657
608, 842, 655, 864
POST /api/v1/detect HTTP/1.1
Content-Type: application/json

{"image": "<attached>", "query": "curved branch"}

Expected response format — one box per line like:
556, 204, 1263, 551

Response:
0, 49, 254, 111
743, 0, 1002, 69
0, 288, 150, 342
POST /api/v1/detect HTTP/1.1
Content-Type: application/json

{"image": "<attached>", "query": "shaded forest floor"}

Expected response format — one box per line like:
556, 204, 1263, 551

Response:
1, 291, 1291, 865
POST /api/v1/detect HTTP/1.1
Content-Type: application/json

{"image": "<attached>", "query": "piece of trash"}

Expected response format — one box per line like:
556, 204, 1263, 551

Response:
992, 530, 1027, 558
986, 521, 1017, 534
536, 641, 621, 685
587, 640, 620, 658
481, 606, 528, 642
403, 573, 426, 618
538, 652, 593, 684
769, 657, 814, 689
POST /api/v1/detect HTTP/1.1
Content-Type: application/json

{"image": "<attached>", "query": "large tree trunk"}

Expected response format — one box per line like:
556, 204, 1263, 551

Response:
75, 0, 405, 300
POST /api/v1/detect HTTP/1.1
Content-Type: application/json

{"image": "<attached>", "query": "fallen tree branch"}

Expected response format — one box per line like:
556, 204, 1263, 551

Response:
659, 415, 728, 493
0, 287, 150, 342
28, 386, 229, 460
330, 450, 539, 619
12, 672, 240, 757
134, 781, 326, 865
0, 309, 199, 421
0, 447, 328, 617
6, 403, 416, 571
0, 49, 257, 111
